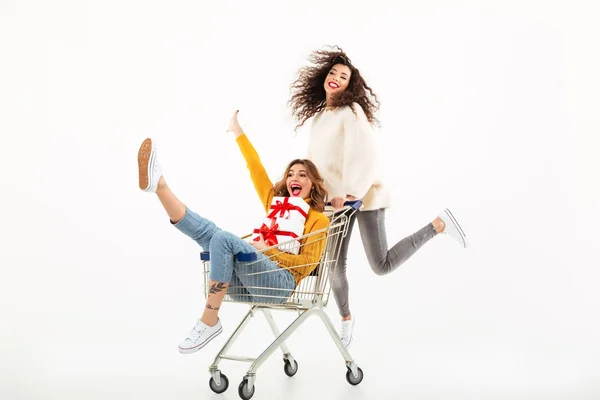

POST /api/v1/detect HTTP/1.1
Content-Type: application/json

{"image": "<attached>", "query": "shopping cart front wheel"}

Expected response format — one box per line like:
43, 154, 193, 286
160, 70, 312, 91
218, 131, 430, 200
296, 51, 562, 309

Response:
209, 373, 229, 394
238, 377, 255, 399
346, 366, 364, 385
283, 358, 298, 377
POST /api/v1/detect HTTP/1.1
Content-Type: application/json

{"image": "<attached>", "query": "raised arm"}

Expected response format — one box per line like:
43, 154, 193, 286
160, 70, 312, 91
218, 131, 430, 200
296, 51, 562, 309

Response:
228, 110, 274, 210
341, 103, 379, 200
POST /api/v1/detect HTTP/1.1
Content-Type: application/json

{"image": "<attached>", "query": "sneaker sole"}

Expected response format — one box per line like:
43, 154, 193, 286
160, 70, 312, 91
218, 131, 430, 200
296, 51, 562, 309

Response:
443, 208, 467, 248
137, 138, 154, 191
178, 325, 223, 354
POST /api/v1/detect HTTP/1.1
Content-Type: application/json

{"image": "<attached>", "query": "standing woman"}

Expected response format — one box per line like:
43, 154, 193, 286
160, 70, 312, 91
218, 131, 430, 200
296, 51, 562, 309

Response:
288, 46, 467, 347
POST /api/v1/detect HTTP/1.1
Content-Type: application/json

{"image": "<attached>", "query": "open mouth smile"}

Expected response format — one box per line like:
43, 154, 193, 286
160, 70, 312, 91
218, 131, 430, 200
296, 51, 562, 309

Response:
290, 183, 302, 196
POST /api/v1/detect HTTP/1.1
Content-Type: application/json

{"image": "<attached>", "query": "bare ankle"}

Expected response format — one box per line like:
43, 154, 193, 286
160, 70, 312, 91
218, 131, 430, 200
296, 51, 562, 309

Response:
201, 316, 219, 327
156, 176, 167, 191
433, 217, 445, 234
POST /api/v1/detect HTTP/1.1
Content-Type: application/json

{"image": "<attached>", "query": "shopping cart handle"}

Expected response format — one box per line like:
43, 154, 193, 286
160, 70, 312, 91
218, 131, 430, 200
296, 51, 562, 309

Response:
326, 199, 363, 210
200, 251, 258, 262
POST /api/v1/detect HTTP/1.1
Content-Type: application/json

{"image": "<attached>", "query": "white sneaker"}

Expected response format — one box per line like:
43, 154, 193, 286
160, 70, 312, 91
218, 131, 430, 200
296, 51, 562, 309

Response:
178, 319, 223, 354
137, 138, 162, 193
340, 318, 355, 348
438, 208, 467, 248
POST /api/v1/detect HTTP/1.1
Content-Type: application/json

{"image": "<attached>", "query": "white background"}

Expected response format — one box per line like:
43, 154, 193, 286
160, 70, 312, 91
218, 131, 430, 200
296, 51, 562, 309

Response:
1, 0, 599, 399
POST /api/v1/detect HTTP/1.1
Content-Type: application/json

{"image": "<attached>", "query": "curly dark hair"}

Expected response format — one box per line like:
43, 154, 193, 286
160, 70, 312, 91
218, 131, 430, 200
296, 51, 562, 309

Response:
273, 159, 328, 213
288, 45, 380, 130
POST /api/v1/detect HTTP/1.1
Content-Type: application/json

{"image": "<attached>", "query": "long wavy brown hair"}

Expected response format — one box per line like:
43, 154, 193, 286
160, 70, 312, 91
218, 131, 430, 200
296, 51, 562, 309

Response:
273, 159, 328, 213
288, 45, 380, 130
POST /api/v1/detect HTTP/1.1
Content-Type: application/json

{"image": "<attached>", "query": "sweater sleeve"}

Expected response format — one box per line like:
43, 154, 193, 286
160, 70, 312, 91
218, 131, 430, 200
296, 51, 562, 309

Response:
236, 133, 274, 210
262, 213, 330, 280
341, 104, 378, 199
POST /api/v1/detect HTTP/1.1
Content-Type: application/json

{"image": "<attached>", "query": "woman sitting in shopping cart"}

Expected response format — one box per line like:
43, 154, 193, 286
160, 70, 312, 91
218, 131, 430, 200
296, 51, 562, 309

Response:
137, 110, 331, 355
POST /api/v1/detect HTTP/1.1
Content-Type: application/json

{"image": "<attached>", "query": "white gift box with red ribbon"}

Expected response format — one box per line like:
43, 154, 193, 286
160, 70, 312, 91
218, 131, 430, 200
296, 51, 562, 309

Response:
250, 196, 310, 255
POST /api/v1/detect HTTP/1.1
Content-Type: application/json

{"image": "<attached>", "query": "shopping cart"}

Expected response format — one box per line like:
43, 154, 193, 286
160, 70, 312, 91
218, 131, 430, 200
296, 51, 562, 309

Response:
199, 200, 364, 399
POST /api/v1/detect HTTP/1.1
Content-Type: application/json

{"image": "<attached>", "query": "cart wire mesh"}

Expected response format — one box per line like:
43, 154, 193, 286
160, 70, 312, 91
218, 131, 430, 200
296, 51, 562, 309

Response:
201, 206, 355, 309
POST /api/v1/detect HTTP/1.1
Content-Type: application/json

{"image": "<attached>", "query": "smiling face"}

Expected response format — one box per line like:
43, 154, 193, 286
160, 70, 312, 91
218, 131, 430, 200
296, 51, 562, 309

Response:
323, 63, 351, 98
286, 163, 313, 199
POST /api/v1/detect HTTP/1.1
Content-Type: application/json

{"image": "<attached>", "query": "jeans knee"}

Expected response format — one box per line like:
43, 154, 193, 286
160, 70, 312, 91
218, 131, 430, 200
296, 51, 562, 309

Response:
210, 230, 234, 249
371, 261, 391, 276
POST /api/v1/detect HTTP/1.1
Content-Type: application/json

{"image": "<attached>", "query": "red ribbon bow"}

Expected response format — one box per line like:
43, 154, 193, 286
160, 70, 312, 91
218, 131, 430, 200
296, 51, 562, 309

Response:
253, 218, 300, 247
267, 197, 308, 220
253, 218, 280, 246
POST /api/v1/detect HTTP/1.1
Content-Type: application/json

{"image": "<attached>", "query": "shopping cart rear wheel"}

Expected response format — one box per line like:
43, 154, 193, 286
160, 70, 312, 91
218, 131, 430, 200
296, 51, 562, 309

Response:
209, 373, 229, 394
238, 378, 255, 400
283, 358, 298, 377
345, 366, 364, 385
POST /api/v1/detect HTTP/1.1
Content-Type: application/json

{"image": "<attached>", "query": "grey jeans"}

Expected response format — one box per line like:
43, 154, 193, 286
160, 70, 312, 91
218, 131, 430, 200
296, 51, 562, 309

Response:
332, 208, 437, 317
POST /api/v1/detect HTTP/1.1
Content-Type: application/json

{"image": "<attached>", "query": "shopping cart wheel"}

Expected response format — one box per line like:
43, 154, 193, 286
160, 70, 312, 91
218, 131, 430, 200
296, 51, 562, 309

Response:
345, 366, 364, 385
209, 373, 229, 394
283, 358, 298, 377
238, 377, 255, 400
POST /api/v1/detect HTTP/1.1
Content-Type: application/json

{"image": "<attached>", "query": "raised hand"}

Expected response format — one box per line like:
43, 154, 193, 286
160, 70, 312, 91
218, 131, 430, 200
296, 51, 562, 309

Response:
227, 110, 243, 137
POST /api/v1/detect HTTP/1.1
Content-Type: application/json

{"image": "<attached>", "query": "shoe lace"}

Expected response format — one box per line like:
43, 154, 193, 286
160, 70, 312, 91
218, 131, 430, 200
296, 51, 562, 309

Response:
188, 321, 206, 340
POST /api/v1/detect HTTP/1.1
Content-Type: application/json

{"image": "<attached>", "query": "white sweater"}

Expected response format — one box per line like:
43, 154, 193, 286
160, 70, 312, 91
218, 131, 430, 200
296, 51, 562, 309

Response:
306, 102, 391, 211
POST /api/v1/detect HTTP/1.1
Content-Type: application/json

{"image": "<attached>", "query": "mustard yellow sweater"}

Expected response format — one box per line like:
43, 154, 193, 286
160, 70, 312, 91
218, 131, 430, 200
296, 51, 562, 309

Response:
236, 134, 330, 284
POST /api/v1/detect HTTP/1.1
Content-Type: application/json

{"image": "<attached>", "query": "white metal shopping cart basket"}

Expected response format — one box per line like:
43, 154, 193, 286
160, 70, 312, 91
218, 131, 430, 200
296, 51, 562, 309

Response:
199, 200, 364, 399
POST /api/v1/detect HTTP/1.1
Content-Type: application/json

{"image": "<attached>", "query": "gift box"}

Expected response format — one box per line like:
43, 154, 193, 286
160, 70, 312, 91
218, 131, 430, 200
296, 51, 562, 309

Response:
250, 196, 310, 254
266, 196, 310, 221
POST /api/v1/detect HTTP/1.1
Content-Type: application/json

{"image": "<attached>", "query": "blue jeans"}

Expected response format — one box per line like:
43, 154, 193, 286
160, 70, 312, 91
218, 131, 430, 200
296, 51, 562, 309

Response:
172, 207, 296, 304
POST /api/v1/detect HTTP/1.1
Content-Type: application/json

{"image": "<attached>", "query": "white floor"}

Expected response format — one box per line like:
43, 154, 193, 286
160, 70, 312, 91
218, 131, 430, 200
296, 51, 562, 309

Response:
4, 236, 600, 400
6, 310, 599, 400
